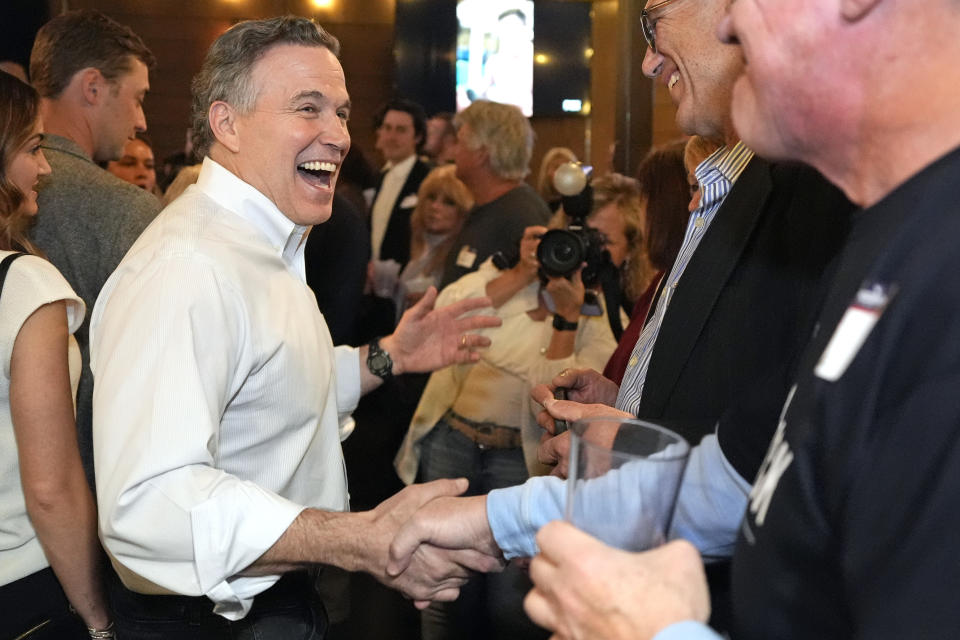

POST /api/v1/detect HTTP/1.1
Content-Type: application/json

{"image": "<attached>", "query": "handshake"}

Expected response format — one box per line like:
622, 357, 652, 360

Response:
362, 478, 505, 608
369, 366, 629, 606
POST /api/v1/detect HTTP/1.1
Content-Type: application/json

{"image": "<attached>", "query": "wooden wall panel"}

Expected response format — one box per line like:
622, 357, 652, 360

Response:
589, 0, 618, 172
652, 83, 683, 147
60, 0, 395, 167
44, 0, 674, 187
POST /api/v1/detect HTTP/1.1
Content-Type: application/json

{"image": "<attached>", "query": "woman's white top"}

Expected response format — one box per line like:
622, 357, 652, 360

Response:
0, 251, 85, 585
395, 257, 624, 483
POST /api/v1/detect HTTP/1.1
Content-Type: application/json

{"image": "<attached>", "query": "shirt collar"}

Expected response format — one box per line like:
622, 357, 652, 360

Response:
195, 157, 310, 272
382, 153, 418, 175
694, 140, 755, 210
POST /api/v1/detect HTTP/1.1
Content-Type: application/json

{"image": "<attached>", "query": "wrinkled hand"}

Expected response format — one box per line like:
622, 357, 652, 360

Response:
524, 521, 710, 640
530, 383, 631, 477
544, 368, 620, 406
364, 479, 504, 605
381, 287, 501, 375
388, 495, 505, 606
545, 268, 586, 322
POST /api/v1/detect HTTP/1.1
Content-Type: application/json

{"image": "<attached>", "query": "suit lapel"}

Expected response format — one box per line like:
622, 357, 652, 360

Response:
638, 157, 774, 417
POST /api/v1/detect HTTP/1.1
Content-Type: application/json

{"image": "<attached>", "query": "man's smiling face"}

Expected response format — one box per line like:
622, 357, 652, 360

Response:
230, 43, 351, 226
640, 0, 743, 141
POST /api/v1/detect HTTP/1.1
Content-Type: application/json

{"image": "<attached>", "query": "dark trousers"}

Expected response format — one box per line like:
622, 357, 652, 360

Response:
0, 567, 87, 640
108, 570, 328, 640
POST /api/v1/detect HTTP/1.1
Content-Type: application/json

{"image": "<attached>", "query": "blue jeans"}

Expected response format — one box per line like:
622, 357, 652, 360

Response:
108, 570, 327, 640
418, 421, 549, 640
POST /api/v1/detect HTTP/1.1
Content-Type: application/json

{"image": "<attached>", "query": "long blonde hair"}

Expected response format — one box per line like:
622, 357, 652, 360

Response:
409, 165, 473, 275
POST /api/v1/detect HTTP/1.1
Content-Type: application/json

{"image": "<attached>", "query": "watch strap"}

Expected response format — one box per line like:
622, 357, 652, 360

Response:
552, 314, 579, 331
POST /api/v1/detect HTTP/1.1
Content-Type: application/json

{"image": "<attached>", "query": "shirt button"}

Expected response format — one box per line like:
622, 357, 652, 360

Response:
540, 347, 547, 354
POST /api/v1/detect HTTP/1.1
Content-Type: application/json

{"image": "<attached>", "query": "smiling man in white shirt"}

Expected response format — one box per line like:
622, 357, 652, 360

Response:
89, 16, 502, 640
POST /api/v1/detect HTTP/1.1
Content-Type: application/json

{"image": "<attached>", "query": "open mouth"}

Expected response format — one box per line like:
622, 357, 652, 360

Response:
297, 160, 337, 189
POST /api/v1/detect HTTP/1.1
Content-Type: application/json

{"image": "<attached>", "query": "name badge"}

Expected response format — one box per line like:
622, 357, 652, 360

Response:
814, 281, 896, 381
456, 245, 477, 269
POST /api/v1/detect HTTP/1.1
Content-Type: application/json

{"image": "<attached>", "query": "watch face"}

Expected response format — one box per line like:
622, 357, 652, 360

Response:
370, 352, 389, 370
368, 342, 393, 378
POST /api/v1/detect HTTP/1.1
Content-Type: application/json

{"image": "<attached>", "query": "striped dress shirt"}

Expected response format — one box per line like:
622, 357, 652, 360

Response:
615, 141, 754, 415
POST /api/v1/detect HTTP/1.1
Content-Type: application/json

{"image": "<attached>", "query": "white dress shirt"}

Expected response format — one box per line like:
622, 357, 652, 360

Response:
0, 252, 84, 585
370, 153, 417, 259
90, 157, 362, 620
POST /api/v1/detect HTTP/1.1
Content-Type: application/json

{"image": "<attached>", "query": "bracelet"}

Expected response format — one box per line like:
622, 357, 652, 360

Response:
88, 622, 115, 639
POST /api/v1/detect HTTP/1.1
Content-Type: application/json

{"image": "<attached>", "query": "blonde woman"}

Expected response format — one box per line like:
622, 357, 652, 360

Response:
535, 146, 577, 212
393, 165, 473, 320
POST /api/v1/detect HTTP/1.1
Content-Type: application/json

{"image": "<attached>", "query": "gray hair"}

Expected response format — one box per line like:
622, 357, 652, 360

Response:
454, 100, 534, 181
190, 15, 340, 158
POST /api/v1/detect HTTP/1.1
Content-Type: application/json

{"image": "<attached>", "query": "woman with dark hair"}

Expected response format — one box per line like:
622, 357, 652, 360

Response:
0, 72, 112, 638
603, 139, 707, 384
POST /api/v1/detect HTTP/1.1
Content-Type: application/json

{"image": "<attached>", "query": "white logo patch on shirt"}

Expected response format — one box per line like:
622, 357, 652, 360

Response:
814, 282, 896, 382
745, 386, 797, 539
456, 245, 478, 269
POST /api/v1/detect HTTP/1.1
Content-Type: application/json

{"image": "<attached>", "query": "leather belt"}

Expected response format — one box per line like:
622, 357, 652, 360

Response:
442, 409, 523, 449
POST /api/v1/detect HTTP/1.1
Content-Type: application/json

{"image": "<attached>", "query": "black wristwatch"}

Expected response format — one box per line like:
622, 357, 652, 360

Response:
366, 338, 394, 381
552, 314, 579, 331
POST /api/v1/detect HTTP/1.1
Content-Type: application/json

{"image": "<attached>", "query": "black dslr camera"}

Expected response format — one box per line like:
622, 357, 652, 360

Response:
536, 163, 612, 289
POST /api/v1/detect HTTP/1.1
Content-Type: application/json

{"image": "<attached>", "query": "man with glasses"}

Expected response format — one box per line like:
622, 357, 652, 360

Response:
523, 0, 960, 637
388, 0, 851, 631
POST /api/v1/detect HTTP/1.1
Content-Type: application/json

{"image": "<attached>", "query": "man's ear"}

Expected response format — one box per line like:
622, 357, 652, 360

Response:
840, 0, 882, 22
78, 67, 105, 105
208, 101, 241, 153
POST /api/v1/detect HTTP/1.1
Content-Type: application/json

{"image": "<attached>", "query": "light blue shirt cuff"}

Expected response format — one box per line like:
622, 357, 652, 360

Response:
487, 475, 566, 559
653, 620, 723, 640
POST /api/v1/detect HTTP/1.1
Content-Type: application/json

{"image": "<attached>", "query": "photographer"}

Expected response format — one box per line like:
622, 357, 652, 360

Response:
394, 175, 639, 640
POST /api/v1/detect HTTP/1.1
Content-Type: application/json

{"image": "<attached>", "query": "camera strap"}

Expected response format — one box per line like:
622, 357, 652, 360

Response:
599, 263, 626, 342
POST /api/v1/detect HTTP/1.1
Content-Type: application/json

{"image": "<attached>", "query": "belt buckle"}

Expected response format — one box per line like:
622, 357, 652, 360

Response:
475, 423, 495, 436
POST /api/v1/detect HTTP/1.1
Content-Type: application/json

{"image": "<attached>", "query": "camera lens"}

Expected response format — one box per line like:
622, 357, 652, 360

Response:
537, 229, 585, 278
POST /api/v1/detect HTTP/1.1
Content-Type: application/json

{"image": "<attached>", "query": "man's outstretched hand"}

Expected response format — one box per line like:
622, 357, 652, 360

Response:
360, 479, 504, 607
381, 287, 501, 375
387, 494, 505, 607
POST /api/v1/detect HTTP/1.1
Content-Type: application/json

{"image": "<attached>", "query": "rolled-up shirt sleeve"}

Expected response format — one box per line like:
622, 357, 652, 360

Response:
334, 345, 361, 416
91, 255, 304, 620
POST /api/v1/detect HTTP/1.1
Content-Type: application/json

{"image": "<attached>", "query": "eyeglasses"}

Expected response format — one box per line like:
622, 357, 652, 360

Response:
640, 0, 686, 53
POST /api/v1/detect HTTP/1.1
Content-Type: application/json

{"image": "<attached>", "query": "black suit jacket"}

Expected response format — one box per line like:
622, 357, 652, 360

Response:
305, 193, 371, 347
373, 157, 432, 267
635, 157, 853, 481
